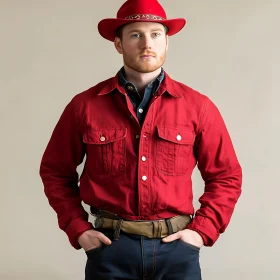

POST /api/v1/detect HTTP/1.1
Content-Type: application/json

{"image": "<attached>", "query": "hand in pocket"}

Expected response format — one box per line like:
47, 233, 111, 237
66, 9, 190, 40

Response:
78, 229, 112, 252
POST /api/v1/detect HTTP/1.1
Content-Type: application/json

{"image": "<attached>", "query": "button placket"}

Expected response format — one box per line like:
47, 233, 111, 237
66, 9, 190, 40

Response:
138, 102, 154, 216
139, 133, 151, 216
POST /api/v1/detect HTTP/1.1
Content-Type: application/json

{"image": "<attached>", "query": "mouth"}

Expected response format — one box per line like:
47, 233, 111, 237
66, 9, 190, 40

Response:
140, 54, 155, 58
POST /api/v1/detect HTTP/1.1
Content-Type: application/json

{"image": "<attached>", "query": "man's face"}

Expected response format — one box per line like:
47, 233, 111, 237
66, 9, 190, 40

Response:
114, 22, 169, 73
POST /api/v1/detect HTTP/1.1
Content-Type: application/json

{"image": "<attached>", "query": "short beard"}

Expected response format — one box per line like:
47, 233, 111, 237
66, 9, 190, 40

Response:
123, 51, 166, 73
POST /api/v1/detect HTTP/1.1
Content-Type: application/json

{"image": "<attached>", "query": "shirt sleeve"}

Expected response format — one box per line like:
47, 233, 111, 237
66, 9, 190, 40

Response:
39, 98, 93, 249
187, 96, 242, 246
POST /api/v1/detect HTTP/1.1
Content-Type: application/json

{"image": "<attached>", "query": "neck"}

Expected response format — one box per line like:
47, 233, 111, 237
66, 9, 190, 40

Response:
123, 65, 161, 94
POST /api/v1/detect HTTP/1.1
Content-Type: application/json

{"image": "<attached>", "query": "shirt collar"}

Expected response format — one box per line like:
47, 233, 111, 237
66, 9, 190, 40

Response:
97, 69, 182, 98
118, 67, 165, 89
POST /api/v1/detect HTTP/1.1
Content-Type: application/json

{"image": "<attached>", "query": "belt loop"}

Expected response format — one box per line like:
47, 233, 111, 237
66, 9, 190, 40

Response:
94, 216, 104, 228
165, 219, 173, 235
152, 221, 157, 238
158, 221, 163, 238
152, 221, 163, 238
113, 219, 124, 240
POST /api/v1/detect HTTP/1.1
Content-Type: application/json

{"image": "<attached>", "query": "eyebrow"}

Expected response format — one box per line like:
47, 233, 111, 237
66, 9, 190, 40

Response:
127, 28, 164, 34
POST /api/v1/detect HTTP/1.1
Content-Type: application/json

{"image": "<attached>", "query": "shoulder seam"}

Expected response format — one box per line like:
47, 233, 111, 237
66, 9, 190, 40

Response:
197, 96, 210, 134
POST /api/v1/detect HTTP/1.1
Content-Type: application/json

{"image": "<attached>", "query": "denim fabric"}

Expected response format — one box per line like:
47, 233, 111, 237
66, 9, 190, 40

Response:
118, 67, 165, 124
85, 230, 202, 280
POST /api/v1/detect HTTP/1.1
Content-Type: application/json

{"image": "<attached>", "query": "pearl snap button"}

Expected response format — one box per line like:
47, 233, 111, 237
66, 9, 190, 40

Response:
142, 175, 147, 181
100, 136, 106, 142
177, 135, 182, 141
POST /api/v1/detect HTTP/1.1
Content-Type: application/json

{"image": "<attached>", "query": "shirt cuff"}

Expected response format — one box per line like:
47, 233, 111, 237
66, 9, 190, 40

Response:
186, 216, 219, 246
65, 218, 94, 249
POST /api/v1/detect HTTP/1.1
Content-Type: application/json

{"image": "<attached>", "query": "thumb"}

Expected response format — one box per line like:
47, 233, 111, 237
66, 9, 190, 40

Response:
162, 232, 181, 243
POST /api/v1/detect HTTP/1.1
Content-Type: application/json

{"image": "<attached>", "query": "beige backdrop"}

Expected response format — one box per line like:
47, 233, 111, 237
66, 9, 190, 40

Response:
1, 0, 279, 279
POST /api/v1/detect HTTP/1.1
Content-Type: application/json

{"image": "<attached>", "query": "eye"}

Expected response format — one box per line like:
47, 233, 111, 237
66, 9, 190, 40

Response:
152, 32, 162, 38
131, 33, 141, 38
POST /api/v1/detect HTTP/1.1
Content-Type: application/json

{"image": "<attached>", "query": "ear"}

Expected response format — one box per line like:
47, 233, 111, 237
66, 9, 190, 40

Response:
165, 35, 169, 52
114, 37, 123, 54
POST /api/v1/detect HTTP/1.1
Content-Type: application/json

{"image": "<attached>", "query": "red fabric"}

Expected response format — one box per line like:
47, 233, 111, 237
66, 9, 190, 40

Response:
98, 0, 186, 41
40, 72, 242, 249
118, 0, 167, 18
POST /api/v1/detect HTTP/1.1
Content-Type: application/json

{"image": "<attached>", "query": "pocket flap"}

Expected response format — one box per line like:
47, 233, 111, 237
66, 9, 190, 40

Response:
83, 128, 127, 144
157, 125, 195, 145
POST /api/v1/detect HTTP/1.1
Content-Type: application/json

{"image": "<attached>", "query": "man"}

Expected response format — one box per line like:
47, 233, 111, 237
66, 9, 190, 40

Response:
40, 0, 242, 279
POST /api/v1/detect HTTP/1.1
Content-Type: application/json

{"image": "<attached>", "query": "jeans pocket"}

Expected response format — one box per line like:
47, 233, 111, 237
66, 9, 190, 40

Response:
180, 240, 201, 252
85, 245, 103, 258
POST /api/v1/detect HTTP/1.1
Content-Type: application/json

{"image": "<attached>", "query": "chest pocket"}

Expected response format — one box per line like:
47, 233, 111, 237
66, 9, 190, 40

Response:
83, 128, 127, 175
156, 126, 195, 176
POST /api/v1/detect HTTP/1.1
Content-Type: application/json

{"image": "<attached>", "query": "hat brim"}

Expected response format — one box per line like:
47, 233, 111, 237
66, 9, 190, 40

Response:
98, 18, 186, 42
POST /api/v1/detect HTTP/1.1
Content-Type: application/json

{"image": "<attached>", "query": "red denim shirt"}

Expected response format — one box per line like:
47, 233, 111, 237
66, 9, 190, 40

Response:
40, 71, 242, 249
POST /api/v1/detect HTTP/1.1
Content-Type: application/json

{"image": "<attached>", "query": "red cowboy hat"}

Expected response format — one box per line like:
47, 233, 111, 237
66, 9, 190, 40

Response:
98, 0, 186, 42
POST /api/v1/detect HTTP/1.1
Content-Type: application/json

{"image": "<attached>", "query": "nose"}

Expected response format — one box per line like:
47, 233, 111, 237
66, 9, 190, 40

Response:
141, 34, 152, 49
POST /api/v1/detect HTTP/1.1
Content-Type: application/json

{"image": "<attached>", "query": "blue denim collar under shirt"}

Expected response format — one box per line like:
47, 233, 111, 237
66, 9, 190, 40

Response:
118, 67, 165, 124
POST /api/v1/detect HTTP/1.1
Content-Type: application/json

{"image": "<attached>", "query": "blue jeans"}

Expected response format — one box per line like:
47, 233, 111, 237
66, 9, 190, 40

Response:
85, 230, 202, 280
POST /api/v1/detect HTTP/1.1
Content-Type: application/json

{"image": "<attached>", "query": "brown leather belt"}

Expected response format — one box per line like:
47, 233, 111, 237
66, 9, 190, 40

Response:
89, 210, 192, 240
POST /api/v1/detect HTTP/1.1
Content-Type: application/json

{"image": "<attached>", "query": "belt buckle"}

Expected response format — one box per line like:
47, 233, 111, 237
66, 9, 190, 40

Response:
94, 216, 104, 228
